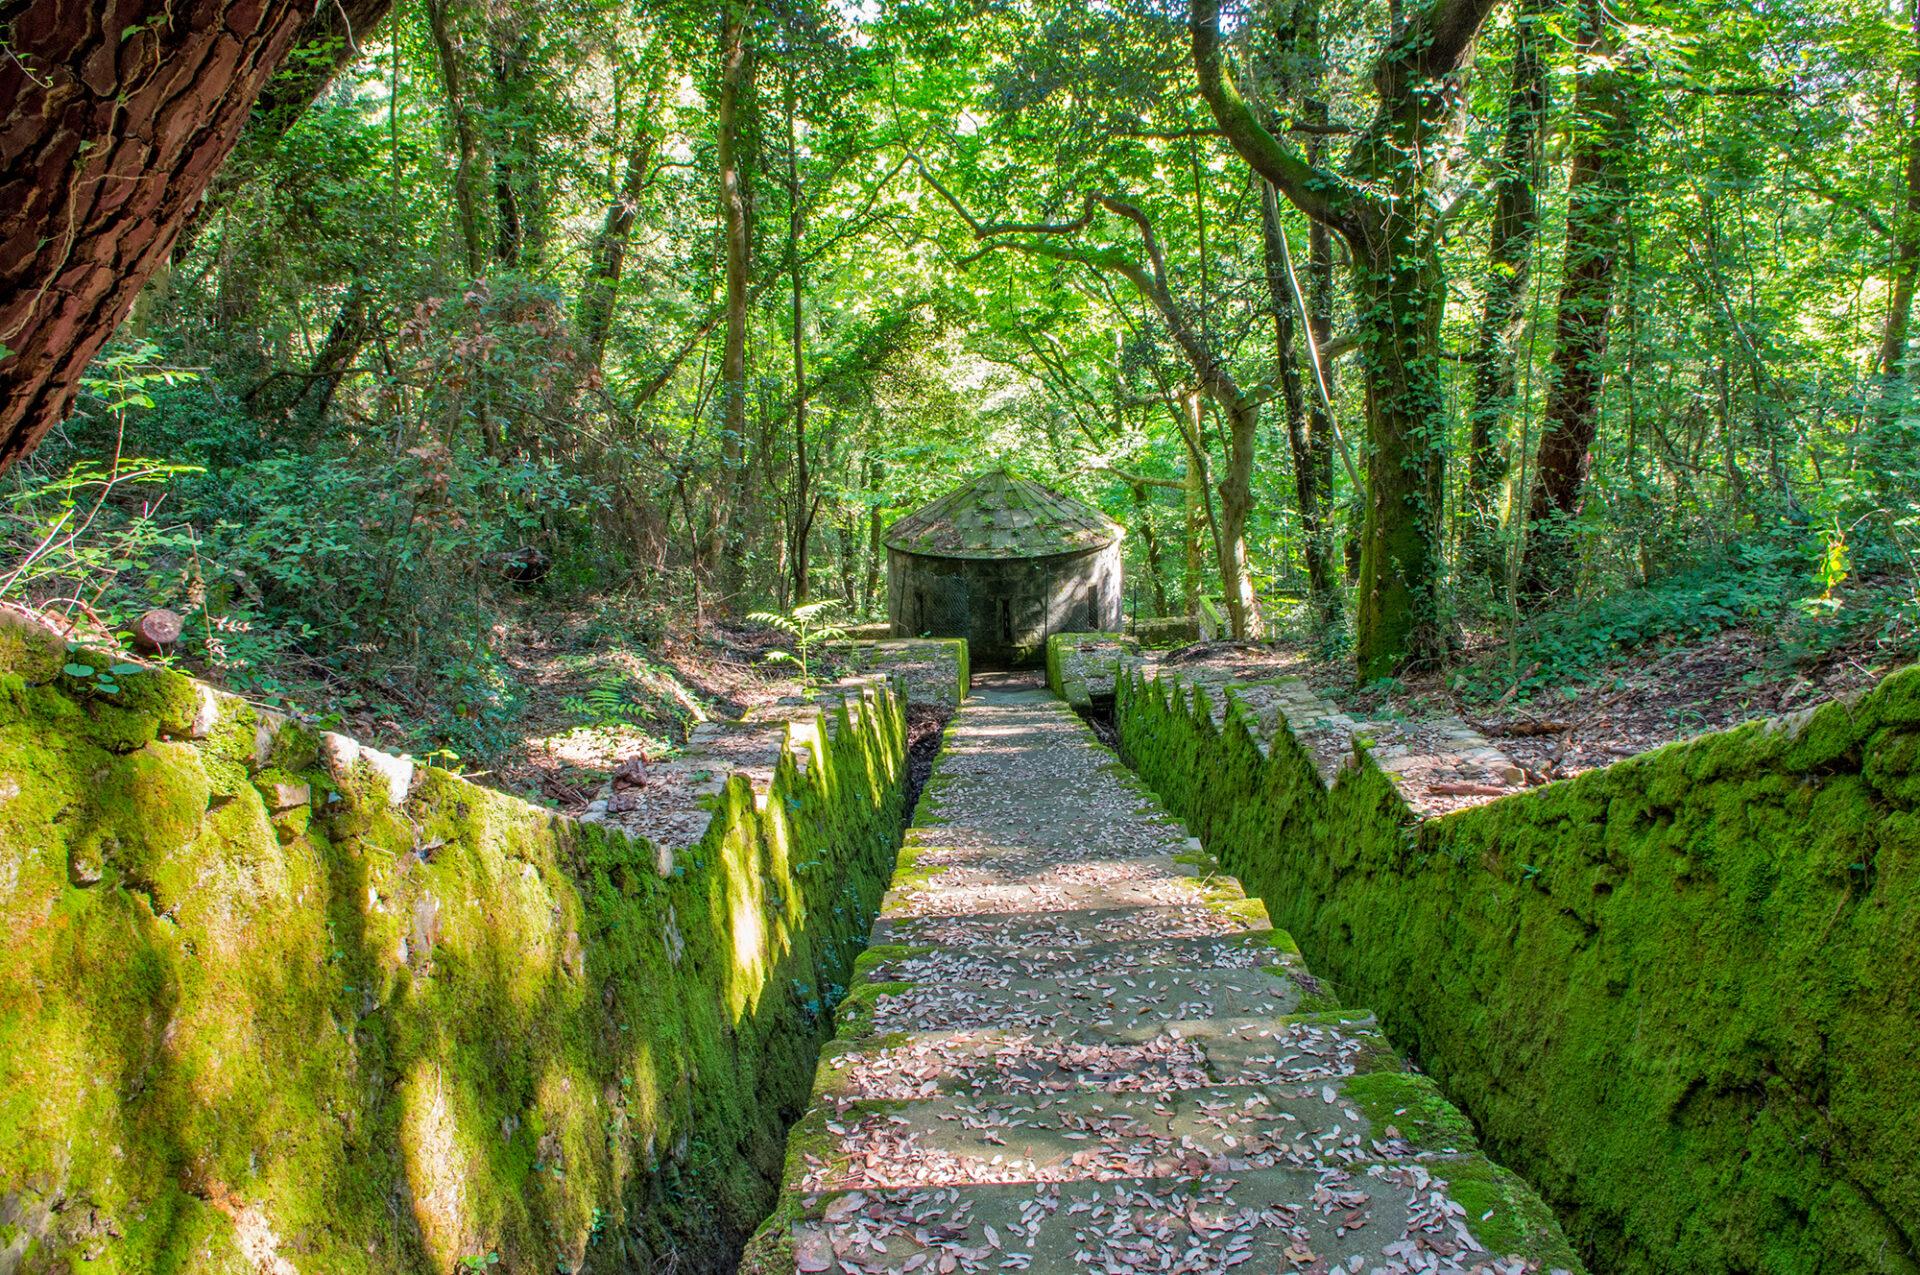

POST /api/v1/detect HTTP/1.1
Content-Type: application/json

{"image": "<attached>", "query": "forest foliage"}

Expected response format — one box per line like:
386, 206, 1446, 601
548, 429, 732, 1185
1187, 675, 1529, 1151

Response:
2, 0, 1916, 759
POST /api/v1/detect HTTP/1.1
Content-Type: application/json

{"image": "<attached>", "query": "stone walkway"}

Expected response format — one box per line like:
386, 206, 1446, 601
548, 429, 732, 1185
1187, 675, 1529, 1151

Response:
756, 687, 1579, 1275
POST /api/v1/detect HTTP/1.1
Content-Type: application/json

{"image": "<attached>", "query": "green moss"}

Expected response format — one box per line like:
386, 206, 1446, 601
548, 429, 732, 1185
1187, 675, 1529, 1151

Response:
1344, 1070, 1476, 1151
832, 980, 911, 1039
848, 944, 920, 984
1444, 1158, 1586, 1271
1292, 986, 1342, 1014
1257, 928, 1303, 957
885, 841, 942, 892
0, 638, 913, 1274
1116, 661, 1920, 1275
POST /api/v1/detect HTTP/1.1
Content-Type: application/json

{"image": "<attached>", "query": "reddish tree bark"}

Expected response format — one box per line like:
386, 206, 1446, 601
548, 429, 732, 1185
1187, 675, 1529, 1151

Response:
0, 0, 323, 474
248, 0, 397, 139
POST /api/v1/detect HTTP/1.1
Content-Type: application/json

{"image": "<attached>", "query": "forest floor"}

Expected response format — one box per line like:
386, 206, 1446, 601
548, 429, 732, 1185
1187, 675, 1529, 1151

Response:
1175, 577, 1913, 787
478, 610, 825, 811
1, 592, 825, 814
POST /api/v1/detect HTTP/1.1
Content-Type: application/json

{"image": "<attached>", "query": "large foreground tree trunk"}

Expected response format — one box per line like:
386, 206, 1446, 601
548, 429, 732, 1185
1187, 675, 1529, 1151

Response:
248, 0, 397, 140
166, 0, 398, 265
0, 0, 322, 474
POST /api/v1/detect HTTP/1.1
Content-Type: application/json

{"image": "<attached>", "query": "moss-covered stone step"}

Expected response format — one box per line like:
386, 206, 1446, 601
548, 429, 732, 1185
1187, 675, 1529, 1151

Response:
839, 966, 1307, 1037
871, 903, 1270, 949
772, 1076, 1487, 1192
809, 1008, 1432, 1096
854, 932, 1295, 986
877, 861, 1251, 920
779, 1165, 1576, 1275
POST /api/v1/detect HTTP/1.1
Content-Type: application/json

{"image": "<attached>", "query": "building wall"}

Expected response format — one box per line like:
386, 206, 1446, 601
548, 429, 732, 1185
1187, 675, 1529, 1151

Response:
886, 544, 1121, 666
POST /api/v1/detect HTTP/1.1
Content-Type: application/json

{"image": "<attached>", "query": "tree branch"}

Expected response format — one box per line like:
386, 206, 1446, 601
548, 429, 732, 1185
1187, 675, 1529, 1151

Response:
1189, 0, 1363, 237
1095, 463, 1187, 491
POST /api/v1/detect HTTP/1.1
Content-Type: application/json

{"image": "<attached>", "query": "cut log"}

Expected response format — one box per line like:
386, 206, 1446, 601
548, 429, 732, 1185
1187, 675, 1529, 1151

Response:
130, 608, 184, 652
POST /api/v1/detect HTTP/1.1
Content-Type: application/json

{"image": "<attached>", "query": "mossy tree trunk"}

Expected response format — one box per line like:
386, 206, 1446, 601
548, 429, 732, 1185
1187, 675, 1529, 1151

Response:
785, 69, 816, 606
711, 0, 757, 608
1193, 0, 1495, 678
424, 0, 486, 279
1351, 232, 1451, 677
580, 69, 665, 365
1260, 185, 1338, 621
1184, 450, 1205, 619
1872, 0, 1920, 454
0, 0, 327, 475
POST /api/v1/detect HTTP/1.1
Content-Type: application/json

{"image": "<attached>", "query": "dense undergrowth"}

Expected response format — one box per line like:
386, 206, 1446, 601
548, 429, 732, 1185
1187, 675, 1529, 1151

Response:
0, 352, 839, 805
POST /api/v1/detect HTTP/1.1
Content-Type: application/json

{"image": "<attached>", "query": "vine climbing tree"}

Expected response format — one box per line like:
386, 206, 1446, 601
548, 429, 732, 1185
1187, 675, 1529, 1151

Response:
1192, 0, 1502, 676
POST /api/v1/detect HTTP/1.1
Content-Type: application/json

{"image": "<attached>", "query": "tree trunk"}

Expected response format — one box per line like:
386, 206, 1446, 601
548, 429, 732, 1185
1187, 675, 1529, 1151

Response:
166, 0, 401, 269
786, 73, 812, 605
1873, 0, 1920, 446
1307, 160, 1345, 590
307, 277, 373, 415
245, 274, 373, 416
1183, 455, 1205, 620
0, 0, 324, 474
1214, 398, 1264, 638
249, 0, 398, 140
488, 33, 544, 269
1192, 0, 1494, 677
1351, 232, 1450, 678
1519, 0, 1633, 605
711, 0, 754, 608
1260, 185, 1336, 617
424, 0, 485, 278
1462, 0, 1550, 587
580, 71, 665, 363
1129, 483, 1171, 614
864, 456, 886, 614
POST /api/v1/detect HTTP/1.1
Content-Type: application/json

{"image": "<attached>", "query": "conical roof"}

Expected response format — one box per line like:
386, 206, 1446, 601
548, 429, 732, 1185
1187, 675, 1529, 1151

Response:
884, 469, 1122, 560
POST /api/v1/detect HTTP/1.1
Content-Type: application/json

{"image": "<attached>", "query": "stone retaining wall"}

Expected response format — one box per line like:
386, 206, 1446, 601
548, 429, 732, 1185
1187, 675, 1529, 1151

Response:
0, 613, 909, 1274
842, 638, 969, 711
1115, 658, 1920, 1275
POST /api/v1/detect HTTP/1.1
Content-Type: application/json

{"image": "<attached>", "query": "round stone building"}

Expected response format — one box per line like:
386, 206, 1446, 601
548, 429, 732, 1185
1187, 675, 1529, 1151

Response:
885, 470, 1123, 666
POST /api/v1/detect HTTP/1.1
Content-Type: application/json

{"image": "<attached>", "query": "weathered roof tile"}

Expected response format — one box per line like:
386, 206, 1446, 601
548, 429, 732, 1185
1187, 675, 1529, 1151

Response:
884, 469, 1122, 560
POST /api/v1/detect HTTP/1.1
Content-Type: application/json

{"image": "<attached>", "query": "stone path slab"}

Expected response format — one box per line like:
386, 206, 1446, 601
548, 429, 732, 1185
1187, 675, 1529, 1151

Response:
747, 687, 1582, 1275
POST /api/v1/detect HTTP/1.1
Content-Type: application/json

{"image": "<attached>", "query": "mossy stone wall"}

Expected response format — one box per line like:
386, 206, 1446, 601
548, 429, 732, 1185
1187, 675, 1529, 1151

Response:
0, 614, 907, 1275
1044, 632, 1136, 708
1116, 665, 1920, 1275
